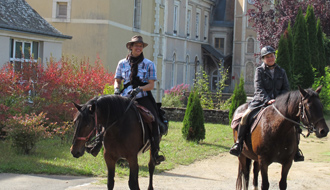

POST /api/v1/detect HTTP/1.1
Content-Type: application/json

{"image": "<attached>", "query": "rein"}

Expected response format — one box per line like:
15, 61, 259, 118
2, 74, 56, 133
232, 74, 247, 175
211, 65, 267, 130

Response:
272, 98, 324, 137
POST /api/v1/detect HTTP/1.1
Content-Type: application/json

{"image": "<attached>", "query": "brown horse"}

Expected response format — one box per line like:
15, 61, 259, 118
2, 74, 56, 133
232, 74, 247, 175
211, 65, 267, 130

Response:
232, 86, 329, 190
70, 95, 158, 190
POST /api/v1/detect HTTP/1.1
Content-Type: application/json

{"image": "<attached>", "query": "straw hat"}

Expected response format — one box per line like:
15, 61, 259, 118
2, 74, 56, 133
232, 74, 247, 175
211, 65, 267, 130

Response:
126, 35, 148, 49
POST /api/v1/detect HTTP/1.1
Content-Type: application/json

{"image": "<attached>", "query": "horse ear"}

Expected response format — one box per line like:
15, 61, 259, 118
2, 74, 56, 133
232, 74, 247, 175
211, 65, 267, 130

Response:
88, 103, 96, 115
73, 102, 82, 111
315, 85, 323, 94
298, 85, 307, 98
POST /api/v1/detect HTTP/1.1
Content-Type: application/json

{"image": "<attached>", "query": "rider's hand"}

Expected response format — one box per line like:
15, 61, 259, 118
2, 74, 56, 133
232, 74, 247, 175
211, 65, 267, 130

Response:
267, 99, 275, 105
114, 88, 120, 95
129, 87, 142, 97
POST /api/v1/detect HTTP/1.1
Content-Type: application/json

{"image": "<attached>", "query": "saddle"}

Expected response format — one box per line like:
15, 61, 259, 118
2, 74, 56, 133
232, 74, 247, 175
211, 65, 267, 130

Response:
231, 107, 267, 133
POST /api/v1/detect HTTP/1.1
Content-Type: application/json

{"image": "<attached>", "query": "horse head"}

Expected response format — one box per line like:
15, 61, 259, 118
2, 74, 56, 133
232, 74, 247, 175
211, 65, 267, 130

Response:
70, 100, 97, 158
298, 85, 329, 138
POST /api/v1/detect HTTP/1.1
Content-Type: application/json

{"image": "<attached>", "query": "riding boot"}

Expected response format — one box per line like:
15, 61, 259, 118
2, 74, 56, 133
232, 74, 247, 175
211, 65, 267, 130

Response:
157, 103, 168, 135
294, 126, 304, 162
229, 124, 248, 157
150, 136, 165, 165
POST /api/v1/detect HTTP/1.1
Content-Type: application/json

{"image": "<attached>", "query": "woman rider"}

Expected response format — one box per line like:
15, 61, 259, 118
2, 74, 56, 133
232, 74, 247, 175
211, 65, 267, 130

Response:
229, 46, 304, 162
114, 35, 165, 165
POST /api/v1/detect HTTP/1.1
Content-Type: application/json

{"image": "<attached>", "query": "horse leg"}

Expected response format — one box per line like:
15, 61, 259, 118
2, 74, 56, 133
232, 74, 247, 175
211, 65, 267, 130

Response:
252, 161, 259, 190
148, 152, 156, 190
104, 154, 116, 190
279, 161, 293, 190
127, 156, 140, 190
259, 160, 269, 190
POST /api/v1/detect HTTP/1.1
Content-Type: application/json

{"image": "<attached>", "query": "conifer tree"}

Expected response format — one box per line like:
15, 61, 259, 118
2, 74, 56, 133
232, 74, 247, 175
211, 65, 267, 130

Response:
305, 5, 319, 74
182, 90, 205, 142
286, 22, 294, 61
277, 34, 294, 88
292, 8, 314, 89
316, 18, 326, 76
228, 77, 246, 124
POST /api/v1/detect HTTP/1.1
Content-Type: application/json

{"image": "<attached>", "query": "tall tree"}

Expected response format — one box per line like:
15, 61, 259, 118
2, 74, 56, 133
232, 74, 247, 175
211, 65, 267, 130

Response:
248, 0, 330, 48
292, 8, 314, 89
277, 34, 294, 88
316, 18, 327, 76
305, 5, 319, 73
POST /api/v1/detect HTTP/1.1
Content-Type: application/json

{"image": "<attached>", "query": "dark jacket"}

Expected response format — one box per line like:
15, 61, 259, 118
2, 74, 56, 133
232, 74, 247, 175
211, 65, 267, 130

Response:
248, 63, 290, 109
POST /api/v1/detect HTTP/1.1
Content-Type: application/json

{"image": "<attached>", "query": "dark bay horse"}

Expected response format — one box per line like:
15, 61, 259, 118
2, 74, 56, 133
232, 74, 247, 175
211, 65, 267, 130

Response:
70, 95, 158, 190
232, 86, 329, 190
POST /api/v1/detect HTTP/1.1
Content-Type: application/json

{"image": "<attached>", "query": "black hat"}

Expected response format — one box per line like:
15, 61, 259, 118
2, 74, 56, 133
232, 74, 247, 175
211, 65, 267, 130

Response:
260, 46, 275, 58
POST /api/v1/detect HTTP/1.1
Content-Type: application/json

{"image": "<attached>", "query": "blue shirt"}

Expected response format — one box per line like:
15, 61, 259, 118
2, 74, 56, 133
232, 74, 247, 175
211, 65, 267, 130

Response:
115, 58, 157, 98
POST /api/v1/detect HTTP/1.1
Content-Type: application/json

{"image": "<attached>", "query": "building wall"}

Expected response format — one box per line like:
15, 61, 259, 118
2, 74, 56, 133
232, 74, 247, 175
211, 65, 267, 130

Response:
0, 36, 10, 66
161, 0, 214, 92
232, 0, 259, 93
26, 0, 157, 74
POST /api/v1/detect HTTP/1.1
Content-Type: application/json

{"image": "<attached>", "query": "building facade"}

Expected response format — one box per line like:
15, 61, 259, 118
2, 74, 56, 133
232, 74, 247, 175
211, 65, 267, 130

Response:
26, 0, 260, 98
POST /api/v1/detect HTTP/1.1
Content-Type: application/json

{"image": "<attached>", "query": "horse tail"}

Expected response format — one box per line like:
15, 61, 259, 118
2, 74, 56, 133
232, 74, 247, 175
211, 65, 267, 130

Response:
236, 161, 243, 190
236, 157, 252, 190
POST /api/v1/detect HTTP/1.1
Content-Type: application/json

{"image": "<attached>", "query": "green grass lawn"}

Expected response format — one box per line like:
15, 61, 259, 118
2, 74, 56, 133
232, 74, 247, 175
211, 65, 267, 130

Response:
0, 121, 233, 177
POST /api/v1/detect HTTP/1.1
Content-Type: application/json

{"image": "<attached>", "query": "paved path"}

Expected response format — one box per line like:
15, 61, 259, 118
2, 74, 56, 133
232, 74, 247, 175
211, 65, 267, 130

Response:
0, 173, 100, 190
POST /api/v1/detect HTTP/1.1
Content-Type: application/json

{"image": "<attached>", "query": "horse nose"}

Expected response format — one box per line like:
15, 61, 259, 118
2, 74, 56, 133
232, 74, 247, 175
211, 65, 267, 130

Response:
318, 127, 329, 138
70, 146, 84, 158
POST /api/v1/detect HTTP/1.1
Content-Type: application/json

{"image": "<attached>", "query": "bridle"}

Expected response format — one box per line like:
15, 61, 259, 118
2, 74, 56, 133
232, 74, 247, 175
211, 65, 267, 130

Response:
73, 96, 136, 143
74, 111, 100, 142
272, 95, 324, 137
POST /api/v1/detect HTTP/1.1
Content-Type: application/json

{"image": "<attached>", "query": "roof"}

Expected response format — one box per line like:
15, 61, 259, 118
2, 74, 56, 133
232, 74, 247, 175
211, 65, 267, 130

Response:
202, 44, 230, 61
0, 0, 72, 39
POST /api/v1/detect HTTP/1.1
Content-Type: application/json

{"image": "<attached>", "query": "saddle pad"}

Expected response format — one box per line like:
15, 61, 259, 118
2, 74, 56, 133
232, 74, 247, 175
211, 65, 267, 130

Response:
231, 107, 268, 134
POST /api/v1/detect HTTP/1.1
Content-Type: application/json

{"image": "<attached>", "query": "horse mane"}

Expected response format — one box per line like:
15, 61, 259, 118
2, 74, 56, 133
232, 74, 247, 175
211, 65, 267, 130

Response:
274, 88, 318, 114
95, 95, 133, 119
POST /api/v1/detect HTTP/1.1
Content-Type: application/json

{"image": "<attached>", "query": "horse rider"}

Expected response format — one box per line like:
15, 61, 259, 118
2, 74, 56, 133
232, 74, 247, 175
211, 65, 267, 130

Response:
229, 46, 304, 162
113, 35, 166, 165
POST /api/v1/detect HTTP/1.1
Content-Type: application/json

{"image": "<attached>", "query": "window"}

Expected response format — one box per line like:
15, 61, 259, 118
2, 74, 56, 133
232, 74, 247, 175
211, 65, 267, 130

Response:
185, 55, 189, 84
9, 39, 39, 80
204, 14, 208, 41
52, 0, 71, 22
173, 2, 179, 35
211, 70, 219, 91
247, 38, 255, 54
195, 11, 200, 39
134, 0, 142, 29
246, 62, 255, 84
56, 2, 67, 18
171, 53, 176, 87
186, 9, 191, 37
215, 38, 225, 53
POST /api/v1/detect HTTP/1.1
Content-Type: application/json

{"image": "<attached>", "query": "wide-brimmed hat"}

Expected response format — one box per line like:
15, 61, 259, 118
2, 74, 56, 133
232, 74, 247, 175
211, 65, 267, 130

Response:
126, 35, 148, 49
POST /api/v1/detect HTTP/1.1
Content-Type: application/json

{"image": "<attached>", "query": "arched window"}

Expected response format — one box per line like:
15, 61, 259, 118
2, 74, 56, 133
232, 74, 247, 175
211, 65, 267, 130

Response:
247, 38, 254, 54
246, 62, 254, 84
172, 53, 176, 87
185, 55, 189, 84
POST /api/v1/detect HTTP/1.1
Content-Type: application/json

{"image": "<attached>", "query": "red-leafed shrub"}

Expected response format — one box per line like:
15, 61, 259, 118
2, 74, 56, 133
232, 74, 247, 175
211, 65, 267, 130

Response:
0, 56, 114, 141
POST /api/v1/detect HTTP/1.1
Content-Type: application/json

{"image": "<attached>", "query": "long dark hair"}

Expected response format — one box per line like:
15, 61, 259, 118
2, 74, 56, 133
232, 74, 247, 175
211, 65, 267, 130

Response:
127, 51, 144, 86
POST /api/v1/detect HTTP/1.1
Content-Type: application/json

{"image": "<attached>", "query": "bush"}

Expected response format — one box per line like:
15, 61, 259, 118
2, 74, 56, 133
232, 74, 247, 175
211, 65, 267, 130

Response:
162, 84, 190, 108
182, 90, 205, 142
4, 112, 51, 154
313, 66, 330, 111
0, 56, 115, 137
229, 77, 247, 124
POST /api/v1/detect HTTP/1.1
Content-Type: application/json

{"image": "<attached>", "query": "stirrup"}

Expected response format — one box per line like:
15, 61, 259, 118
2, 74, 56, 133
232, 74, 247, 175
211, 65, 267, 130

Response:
294, 149, 304, 162
153, 150, 165, 165
229, 143, 242, 157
